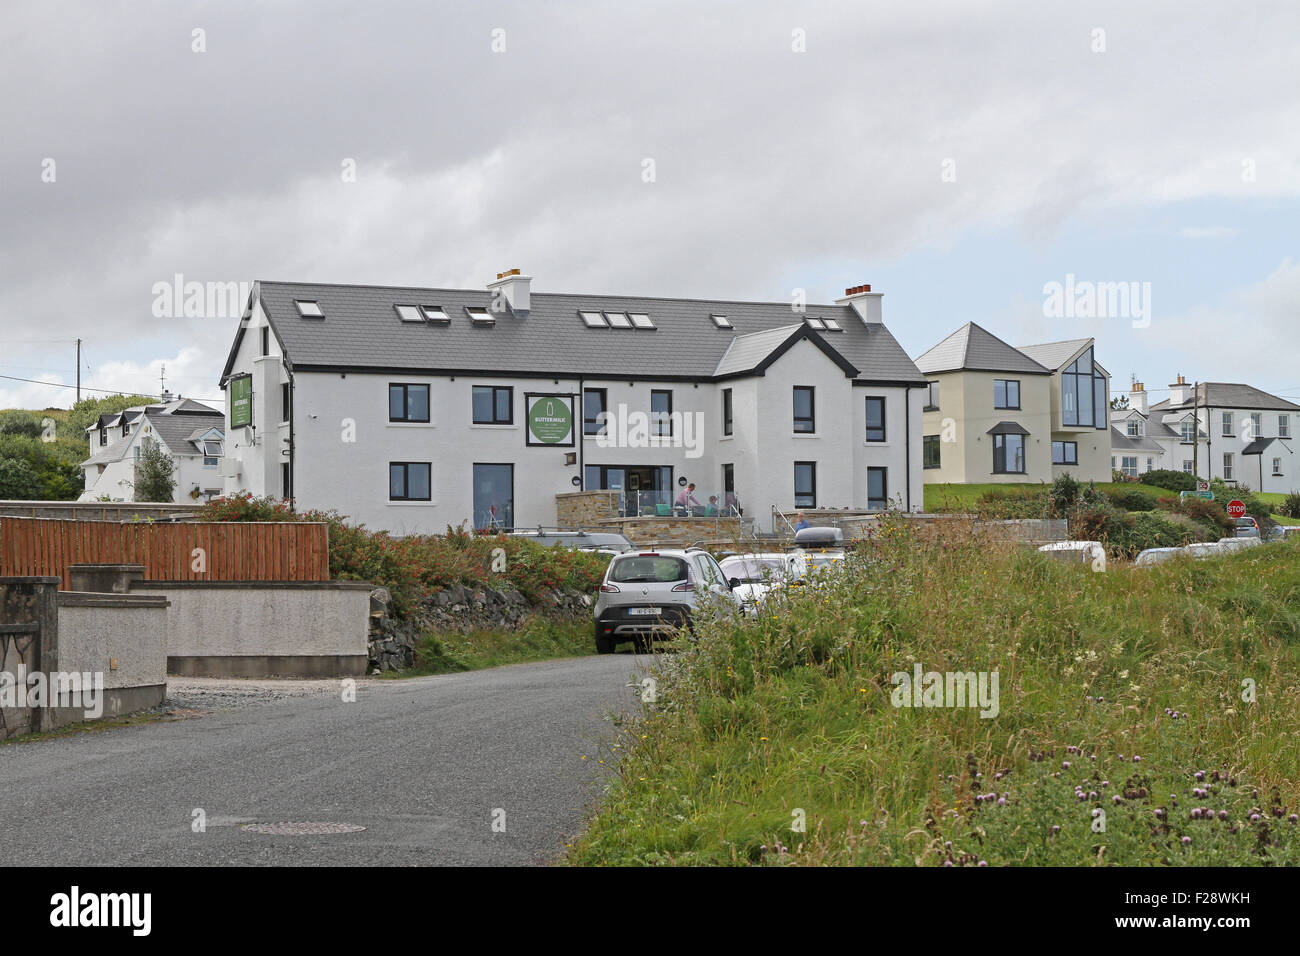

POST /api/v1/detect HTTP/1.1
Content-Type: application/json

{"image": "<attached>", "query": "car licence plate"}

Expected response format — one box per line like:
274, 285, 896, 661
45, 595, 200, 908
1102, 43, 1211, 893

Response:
628, 607, 662, 615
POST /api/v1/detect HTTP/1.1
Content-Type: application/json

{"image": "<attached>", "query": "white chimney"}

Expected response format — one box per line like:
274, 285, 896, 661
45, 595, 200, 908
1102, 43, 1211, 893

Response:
486, 268, 531, 317
834, 283, 882, 325
1168, 374, 1191, 405
1129, 381, 1148, 415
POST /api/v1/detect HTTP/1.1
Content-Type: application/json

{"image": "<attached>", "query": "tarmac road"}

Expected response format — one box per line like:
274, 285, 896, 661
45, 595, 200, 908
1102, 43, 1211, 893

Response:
0, 654, 647, 866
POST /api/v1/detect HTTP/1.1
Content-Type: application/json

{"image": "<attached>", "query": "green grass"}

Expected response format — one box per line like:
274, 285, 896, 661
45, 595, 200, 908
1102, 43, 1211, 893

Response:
924, 481, 1176, 512
568, 523, 1300, 866
386, 616, 595, 676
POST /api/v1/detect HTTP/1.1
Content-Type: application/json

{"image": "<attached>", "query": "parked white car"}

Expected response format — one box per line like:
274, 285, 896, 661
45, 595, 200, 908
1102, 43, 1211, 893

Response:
1184, 541, 1228, 559
1037, 541, 1106, 566
1134, 547, 1184, 567
718, 552, 810, 615
1217, 536, 1260, 552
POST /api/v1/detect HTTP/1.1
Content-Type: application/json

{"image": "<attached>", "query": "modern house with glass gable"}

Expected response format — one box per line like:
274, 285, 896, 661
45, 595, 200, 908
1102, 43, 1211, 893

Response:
914, 323, 1112, 484
215, 272, 928, 534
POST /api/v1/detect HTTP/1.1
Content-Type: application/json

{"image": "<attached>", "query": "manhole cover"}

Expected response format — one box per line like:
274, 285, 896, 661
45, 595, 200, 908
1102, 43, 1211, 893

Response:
240, 822, 366, 836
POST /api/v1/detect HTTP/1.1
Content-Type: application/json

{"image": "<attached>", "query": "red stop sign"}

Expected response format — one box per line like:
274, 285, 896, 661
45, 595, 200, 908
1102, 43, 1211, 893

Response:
1227, 499, 1247, 518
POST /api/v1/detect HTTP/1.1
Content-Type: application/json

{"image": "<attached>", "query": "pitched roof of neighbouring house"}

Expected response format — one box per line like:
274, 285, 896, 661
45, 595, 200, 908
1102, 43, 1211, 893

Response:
1149, 383, 1300, 412
80, 400, 223, 468
1109, 426, 1165, 453
227, 281, 927, 386
913, 322, 1051, 375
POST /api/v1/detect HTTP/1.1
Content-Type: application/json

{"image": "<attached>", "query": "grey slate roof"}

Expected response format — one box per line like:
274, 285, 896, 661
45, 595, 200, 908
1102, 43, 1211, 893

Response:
1242, 436, 1293, 455
1015, 338, 1093, 372
987, 420, 1031, 435
80, 400, 223, 468
1150, 383, 1300, 412
237, 281, 927, 385
913, 322, 1050, 375
1109, 426, 1164, 453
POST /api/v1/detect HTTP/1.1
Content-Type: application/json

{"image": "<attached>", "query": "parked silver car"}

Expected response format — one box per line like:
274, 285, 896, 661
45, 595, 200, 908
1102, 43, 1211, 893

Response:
593, 549, 739, 653
507, 529, 634, 554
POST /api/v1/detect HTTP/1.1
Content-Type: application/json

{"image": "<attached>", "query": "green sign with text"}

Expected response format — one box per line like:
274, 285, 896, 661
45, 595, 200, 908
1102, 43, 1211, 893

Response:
230, 374, 253, 428
526, 394, 574, 446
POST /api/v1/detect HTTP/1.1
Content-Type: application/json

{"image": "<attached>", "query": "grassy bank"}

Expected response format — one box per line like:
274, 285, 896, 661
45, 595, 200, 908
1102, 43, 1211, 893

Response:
569, 522, 1300, 865
924, 481, 1176, 512
386, 617, 594, 676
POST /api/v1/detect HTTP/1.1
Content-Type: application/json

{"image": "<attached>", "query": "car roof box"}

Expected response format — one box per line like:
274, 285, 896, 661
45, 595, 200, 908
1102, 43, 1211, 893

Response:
794, 526, 843, 547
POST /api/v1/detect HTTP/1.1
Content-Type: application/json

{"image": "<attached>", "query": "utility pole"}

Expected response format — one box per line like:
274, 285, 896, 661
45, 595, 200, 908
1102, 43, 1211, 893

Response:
1193, 380, 1200, 479
76, 339, 81, 402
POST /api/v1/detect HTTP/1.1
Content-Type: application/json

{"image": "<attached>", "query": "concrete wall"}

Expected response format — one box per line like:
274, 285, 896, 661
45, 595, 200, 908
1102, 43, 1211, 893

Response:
55, 592, 168, 723
132, 580, 372, 677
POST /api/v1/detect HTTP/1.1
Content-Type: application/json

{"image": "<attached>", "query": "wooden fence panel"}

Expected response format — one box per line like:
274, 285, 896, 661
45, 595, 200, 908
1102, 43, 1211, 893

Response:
0, 517, 330, 590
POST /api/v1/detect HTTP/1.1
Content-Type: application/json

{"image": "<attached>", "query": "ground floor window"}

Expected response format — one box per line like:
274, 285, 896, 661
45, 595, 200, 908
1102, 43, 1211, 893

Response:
867, 467, 887, 510
281, 462, 291, 500
1223, 453, 1234, 481
1182, 460, 1194, 474
923, 435, 940, 469
1119, 456, 1137, 477
794, 461, 816, 508
1273, 457, 1283, 476
1052, 441, 1078, 465
390, 461, 431, 501
473, 463, 513, 529
993, 434, 1025, 474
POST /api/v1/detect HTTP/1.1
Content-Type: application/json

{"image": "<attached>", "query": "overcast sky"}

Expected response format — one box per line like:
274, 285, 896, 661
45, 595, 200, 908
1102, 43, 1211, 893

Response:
2, 0, 1298, 410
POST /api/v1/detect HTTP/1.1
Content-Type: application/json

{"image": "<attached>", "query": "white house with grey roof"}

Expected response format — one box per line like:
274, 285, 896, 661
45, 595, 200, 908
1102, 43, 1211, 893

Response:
1139, 377, 1298, 493
215, 272, 928, 534
914, 323, 1112, 485
80, 396, 225, 502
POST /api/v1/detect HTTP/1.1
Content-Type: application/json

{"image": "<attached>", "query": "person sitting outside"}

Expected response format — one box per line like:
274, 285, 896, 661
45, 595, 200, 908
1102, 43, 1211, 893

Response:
794, 511, 811, 531
705, 495, 719, 516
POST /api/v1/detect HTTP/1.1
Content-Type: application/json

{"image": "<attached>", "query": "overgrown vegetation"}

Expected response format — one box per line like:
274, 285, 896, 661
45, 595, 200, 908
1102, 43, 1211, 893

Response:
0, 395, 155, 500
389, 618, 595, 675
196, 494, 609, 619
569, 521, 1300, 866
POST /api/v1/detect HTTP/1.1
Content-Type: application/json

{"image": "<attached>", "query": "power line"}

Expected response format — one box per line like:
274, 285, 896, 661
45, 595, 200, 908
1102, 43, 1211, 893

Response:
0, 373, 160, 399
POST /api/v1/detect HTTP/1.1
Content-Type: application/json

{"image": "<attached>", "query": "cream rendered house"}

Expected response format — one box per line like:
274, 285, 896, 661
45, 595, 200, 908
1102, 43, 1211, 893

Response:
915, 323, 1111, 485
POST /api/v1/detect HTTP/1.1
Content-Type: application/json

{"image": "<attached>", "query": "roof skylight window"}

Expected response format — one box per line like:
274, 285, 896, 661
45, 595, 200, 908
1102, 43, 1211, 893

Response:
629, 312, 655, 329
805, 317, 826, 330
395, 305, 423, 323
822, 318, 842, 331
466, 306, 494, 325
604, 311, 633, 328
421, 305, 449, 324
295, 300, 324, 318
711, 314, 732, 328
580, 311, 607, 328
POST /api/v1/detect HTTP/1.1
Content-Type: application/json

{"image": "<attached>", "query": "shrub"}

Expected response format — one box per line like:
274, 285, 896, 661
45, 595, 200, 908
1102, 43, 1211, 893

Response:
1139, 469, 1198, 493
193, 494, 608, 618
1159, 495, 1234, 538
1279, 492, 1300, 519
1104, 487, 1160, 512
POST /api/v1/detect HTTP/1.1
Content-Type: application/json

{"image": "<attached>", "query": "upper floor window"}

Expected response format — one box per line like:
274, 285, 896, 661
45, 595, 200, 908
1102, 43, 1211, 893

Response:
98, 427, 107, 446
722, 388, 733, 436
864, 396, 886, 442
1250, 412, 1262, 436
1180, 420, 1196, 443
793, 387, 815, 433
651, 389, 673, 437
994, 379, 1020, 410
583, 388, 607, 436
924, 381, 940, 411
472, 386, 513, 425
261, 326, 270, 357
389, 383, 430, 423
1222, 411, 1233, 437
1061, 347, 1107, 429
1280, 415, 1290, 438
1127, 419, 1142, 438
